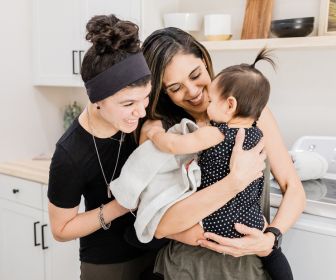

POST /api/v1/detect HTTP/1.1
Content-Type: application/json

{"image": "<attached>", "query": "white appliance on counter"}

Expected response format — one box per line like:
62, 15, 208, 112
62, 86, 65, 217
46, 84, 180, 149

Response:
270, 136, 336, 280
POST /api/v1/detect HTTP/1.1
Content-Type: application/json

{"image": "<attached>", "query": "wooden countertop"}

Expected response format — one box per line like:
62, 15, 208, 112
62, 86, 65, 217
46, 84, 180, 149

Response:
0, 159, 51, 185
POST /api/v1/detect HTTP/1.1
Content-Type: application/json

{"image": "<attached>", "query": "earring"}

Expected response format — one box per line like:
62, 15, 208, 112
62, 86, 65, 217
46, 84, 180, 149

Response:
96, 105, 100, 110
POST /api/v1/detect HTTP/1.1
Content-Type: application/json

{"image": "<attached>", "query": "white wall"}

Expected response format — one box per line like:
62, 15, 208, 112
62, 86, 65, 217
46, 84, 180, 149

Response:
0, 0, 87, 162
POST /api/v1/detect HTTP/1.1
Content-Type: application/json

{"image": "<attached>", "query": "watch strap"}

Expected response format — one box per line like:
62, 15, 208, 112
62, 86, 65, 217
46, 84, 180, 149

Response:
264, 227, 282, 249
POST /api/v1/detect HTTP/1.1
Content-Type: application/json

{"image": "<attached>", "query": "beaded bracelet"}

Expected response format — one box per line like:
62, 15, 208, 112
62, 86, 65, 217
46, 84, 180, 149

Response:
99, 204, 111, 230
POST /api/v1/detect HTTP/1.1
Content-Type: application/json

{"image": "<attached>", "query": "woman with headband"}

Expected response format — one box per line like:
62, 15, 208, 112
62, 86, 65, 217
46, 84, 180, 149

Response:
47, 15, 161, 280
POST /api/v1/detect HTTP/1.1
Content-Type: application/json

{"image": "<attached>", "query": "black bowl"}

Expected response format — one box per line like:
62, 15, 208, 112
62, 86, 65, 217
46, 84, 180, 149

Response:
272, 17, 314, 25
271, 19, 314, 37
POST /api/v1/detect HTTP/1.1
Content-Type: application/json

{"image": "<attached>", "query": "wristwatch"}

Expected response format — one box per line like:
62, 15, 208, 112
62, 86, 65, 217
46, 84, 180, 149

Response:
264, 227, 282, 250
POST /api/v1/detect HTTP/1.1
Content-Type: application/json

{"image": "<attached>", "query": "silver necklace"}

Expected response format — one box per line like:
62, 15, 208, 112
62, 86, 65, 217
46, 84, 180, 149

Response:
86, 107, 125, 198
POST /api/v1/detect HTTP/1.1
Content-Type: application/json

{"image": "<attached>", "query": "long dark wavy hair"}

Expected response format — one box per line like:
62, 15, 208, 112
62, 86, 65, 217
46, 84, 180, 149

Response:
139, 27, 214, 137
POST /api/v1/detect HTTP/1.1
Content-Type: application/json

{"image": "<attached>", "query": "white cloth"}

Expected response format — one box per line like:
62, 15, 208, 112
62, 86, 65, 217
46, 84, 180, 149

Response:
289, 150, 328, 181
110, 119, 201, 243
270, 150, 328, 181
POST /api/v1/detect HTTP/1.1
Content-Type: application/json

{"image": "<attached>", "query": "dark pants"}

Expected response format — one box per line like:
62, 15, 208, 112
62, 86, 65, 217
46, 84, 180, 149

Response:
80, 252, 162, 280
260, 247, 294, 280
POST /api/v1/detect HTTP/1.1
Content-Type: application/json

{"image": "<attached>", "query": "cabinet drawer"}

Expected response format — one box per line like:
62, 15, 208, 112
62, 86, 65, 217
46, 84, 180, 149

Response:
0, 174, 43, 209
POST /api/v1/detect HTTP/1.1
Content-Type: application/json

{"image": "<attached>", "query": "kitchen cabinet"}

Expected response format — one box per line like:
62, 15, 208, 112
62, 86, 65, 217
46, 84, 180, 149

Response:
33, 0, 142, 87
33, 0, 82, 86
0, 174, 79, 280
33, 0, 180, 87
271, 208, 336, 280
41, 186, 81, 280
0, 199, 45, 280
43, 211, 80, 280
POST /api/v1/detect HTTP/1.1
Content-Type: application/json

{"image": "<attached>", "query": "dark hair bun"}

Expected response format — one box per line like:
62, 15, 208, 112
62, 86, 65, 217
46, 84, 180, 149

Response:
86, 14, 140, 54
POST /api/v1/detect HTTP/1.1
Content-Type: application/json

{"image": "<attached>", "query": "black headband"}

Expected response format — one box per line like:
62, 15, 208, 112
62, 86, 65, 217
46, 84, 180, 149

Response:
85, 52, 151, 103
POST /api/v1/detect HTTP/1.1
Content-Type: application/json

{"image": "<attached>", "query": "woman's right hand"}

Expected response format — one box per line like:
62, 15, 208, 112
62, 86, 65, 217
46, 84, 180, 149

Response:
229, 128, 266, 192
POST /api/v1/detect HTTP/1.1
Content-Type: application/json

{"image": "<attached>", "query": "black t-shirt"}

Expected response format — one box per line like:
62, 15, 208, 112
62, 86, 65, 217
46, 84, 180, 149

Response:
48, 119, 147, 264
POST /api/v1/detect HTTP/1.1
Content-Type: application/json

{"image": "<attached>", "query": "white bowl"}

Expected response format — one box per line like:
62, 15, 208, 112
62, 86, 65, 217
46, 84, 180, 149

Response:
163, 13, 202, 31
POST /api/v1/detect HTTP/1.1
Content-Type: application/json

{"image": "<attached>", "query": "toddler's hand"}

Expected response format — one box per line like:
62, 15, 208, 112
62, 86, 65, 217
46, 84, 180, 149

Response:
146, 126, 165, 139
141, 120, 163, 137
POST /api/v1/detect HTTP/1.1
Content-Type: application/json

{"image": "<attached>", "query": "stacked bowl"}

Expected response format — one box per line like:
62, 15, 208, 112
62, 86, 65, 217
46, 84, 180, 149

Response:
271, 17, 314, 38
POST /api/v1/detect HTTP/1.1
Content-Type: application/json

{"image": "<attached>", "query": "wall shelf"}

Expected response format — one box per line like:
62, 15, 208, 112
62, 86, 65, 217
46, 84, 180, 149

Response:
201, 36, 336, 51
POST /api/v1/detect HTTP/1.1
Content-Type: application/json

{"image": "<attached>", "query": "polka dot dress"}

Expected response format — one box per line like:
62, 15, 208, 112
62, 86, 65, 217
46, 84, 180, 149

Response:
198, 121, 265, 238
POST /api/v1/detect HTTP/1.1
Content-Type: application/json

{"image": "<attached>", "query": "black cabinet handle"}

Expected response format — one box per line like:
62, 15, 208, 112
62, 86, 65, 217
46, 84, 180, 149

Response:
12, 188, 19, 194
41, 224, 49, 250
72, 50, 78, 74
79, 50, 84, 73
33, 221, 41, 246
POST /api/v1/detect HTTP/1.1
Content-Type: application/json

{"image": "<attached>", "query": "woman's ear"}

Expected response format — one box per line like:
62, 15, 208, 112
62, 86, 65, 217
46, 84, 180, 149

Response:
202, 58, 207, 69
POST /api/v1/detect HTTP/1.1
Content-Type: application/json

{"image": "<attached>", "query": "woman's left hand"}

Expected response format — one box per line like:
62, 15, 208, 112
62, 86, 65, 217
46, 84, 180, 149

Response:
197, 223, 274, 257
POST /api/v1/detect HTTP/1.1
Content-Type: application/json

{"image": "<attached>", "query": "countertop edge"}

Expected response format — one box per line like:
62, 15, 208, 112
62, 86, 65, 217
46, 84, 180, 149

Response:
0, 160, 51, 185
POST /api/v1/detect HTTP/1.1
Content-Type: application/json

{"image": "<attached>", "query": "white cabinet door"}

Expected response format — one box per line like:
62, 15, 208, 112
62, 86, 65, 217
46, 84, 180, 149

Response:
282, 227, 335, 280
33, 0, 83, 86
43, 212, 80, 280
0, 199, 44, 280
33, 0, 143, 87
0, 175, 80, 280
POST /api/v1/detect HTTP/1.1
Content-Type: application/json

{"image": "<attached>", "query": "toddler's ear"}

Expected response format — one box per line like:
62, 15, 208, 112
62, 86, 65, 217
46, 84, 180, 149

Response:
226, 96, 237, 112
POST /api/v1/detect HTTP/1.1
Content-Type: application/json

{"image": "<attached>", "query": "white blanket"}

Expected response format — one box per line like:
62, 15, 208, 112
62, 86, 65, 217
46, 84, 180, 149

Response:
110, 119, 201, 243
